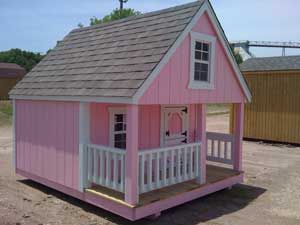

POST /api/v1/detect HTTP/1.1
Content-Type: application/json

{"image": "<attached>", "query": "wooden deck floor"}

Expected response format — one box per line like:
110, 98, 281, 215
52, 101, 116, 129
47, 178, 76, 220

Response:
85, 165, 241, 208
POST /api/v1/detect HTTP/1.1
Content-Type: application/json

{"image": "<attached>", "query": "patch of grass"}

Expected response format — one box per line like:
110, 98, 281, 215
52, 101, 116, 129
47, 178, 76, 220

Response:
207, 104, 230, 115
0, 101, 12, 126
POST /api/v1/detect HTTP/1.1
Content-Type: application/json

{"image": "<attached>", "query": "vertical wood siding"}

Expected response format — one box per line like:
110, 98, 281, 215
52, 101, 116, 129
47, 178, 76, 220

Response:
139, 12, 245, 105
16, 100, 79, 190
90, 104, 198, 150
241, 71, 300, 144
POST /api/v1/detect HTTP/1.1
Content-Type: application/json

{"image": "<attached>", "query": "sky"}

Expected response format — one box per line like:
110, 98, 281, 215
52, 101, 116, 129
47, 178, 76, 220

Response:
0, 0, 300, 57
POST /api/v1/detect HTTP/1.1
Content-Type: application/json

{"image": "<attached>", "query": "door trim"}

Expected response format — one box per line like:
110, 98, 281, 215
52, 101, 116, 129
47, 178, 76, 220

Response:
160, 105, 189, 147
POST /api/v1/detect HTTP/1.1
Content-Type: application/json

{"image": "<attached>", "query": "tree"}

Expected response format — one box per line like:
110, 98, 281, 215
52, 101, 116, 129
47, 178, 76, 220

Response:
230, 46, 243, 65
0, 48, 44, 72
89, 8, 140, 26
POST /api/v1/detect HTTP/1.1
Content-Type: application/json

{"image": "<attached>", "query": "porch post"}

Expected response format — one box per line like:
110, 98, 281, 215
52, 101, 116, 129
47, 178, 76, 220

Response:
233, 103, 244, 171
196, 104, 206, 184
79, 102, 90, 192
125, 104, 139, 205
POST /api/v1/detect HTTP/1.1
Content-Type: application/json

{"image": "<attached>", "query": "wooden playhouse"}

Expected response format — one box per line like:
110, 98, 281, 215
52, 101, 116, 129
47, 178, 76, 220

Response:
238, 56, 300, 144
10, 0, 251, 220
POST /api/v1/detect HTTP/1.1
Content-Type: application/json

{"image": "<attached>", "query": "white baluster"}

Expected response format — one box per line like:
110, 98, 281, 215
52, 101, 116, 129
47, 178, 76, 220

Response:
120, 154, 125, 192
87, 147, 93, 182
177, 148, 181, 182
93, 149, 99, 184
183, 147, 187, 181
113, 152, 117, 190
155, 152, 160, 189
189, 147, 193, 179
148, 153, 153, 191
140, 154, 145, 193
163, 150, 167, 186
170, 149, 175, 184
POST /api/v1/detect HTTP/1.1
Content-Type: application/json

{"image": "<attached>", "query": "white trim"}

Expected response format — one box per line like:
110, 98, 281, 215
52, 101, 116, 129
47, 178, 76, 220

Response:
12, 99, 16, 171
79, 102, 90, 192
109, 107, 126, 148
160, 105, 189, 147
10, 95, 133, 104
189, 32, 216, 89
133, 1, 252, 103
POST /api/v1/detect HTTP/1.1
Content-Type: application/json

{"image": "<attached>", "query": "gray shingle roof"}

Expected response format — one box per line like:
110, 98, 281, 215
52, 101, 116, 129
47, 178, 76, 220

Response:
10, 1, 205, 98
240, 55, 300, 72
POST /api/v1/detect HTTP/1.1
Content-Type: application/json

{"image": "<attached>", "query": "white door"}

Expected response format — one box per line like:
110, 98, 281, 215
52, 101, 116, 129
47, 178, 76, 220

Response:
161, 106, 188, 147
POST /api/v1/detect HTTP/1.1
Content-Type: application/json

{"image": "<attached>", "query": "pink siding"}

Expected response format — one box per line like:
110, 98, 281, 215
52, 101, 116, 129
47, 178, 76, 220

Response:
16, 100, 79, 190
90, 103, 197, 149
139, 12, 245, 105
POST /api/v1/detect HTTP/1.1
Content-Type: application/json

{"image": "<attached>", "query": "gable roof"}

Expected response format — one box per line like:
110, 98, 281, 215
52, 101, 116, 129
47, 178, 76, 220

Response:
0, 63, 26, 78
240, 55, 300, 72
10, 0, 251, 103
10, 1, 205, 100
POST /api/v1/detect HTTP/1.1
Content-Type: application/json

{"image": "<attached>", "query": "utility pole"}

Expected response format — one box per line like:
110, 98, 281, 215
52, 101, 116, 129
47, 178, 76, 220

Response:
119, 0, 128, 10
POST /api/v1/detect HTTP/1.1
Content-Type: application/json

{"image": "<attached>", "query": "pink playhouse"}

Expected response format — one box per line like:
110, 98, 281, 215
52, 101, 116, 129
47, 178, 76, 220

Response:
10, 0, 251, 221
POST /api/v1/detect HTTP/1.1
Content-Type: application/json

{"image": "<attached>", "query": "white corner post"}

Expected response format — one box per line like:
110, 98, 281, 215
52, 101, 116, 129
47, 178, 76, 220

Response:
79, 102, 91, 192
196, 104, 206, 184
12, 99, 16, 171
125, 104, 139, 205
233, 103, 244, 171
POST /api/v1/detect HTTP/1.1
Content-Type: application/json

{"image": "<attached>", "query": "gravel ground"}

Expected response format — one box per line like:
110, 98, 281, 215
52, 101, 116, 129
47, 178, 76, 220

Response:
0, 114, 300, 225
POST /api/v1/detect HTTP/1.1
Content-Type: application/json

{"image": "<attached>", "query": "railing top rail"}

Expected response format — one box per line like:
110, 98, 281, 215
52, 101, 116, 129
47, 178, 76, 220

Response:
206, 132, 234, 142
86, 143, 126, 155
138, 142, 201, 155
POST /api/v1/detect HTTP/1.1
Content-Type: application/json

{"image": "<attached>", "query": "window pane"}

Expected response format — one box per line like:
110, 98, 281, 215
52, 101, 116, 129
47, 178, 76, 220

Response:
194, 70, 200, 81
195, 62, 201, 71
115, 114, 124, 123
115, 141, 126, 149
195, 51, 201, 60
201, 63, 208, 72
202, 52, 209, 61
200, 71, 208, 81
115, 133, 126, 141
115, 123, 124, 131
203, 43, 209, 52
195, 42, 202, 50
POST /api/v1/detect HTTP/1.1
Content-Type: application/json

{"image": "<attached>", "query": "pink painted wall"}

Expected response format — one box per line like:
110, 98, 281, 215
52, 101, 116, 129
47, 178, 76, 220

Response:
90, 103, 197, 150
15, 100, 79, 190
139, 12, 245, 105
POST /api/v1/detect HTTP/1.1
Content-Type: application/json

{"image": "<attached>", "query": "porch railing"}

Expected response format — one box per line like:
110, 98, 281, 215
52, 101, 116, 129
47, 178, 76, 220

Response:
86, 144, 126, 193
138, 142, 202, 194
206, 132, 235, 165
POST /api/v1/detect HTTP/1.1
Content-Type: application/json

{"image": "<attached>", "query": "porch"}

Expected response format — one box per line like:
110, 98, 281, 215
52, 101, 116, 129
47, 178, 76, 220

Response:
78, 103, 244, 219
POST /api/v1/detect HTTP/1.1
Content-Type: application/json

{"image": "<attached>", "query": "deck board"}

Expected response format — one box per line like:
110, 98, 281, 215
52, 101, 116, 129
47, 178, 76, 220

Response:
85, 165, 241, 208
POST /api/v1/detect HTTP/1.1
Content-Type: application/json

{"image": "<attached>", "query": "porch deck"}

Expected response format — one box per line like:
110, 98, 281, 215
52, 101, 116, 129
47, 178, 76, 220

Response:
85, 164, 241, 208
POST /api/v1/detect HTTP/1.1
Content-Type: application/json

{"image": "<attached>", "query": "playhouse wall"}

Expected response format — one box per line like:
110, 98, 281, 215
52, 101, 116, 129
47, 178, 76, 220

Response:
15, 100, 79, 190
90, 103, 198, 149
139, 12, 245, 105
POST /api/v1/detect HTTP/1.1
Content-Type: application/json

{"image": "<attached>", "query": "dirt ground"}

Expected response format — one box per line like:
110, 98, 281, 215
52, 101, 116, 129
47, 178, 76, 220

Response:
0, 114, 300, 225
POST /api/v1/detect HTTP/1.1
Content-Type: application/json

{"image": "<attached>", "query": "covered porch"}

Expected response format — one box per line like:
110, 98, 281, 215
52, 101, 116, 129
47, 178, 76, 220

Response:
78, 103, 244, 219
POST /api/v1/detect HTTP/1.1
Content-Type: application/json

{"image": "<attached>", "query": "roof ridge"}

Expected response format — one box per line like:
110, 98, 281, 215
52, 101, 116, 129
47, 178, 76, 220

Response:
71, 1, 204, 34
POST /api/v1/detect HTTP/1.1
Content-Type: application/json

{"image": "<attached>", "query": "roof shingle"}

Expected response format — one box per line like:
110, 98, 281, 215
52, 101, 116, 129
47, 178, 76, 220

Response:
240, 55, 300, 72
10, 1, 205, 98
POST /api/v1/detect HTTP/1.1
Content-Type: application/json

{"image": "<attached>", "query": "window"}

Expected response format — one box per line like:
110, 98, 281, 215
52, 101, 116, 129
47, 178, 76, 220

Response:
109, 108, 126, 149
189, 32, 216, 89
194, 42, 210, 82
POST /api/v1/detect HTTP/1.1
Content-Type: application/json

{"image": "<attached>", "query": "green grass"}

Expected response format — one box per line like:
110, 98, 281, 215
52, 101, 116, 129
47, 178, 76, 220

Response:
0, 101, 12, 126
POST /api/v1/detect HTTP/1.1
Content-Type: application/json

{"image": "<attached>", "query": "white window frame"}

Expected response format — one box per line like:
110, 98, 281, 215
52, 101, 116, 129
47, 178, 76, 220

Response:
189, 32, 216, 89
109, 107, 126, 149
